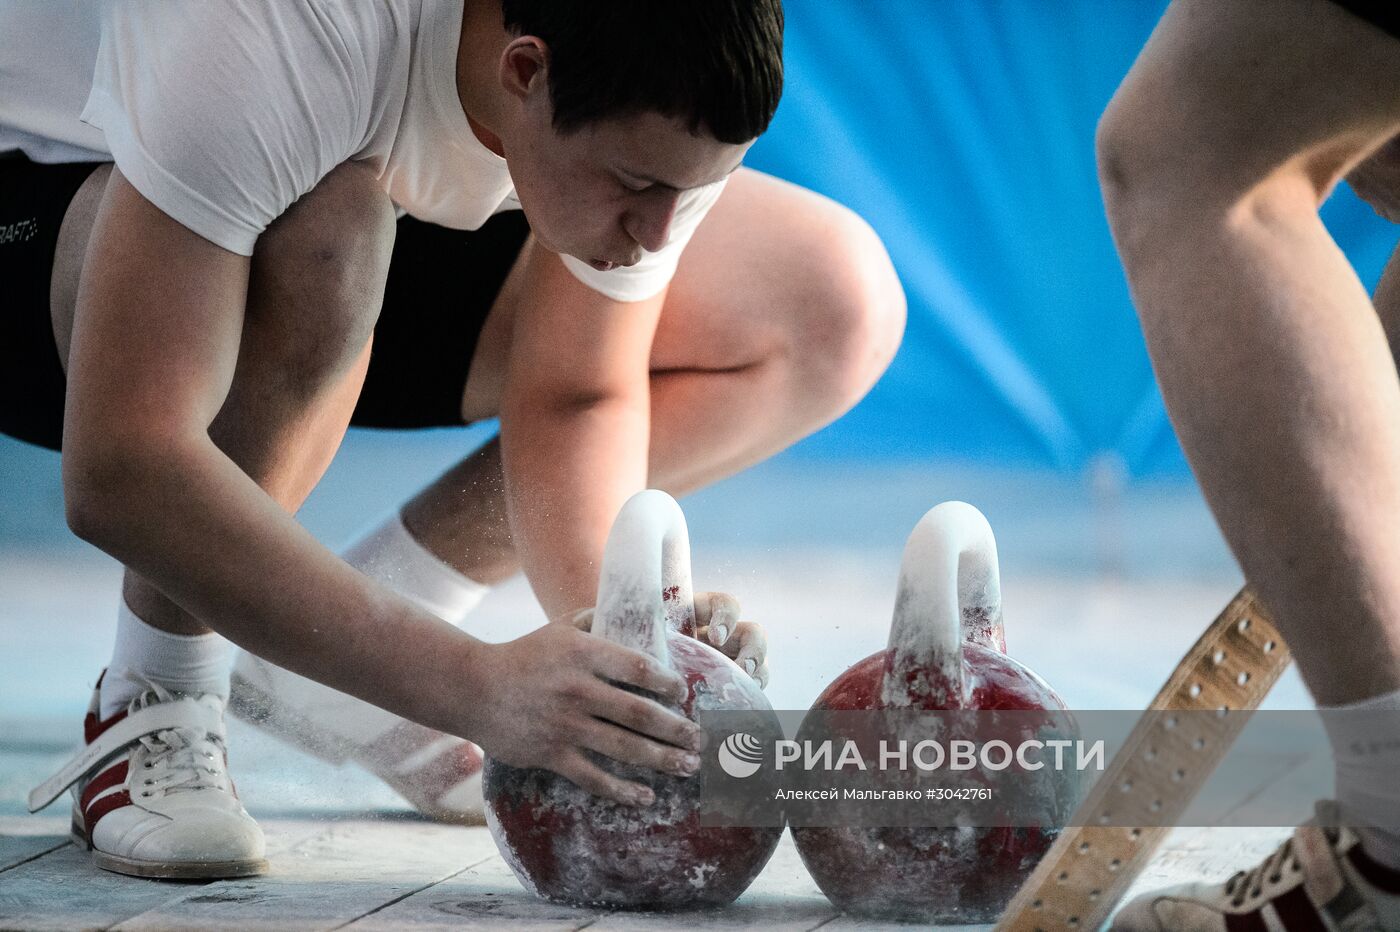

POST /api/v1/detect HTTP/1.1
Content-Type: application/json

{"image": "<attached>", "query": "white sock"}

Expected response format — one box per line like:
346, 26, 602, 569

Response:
1322, 686, 1400, 870
343, 512, 488, 626
101, 600, 231, 718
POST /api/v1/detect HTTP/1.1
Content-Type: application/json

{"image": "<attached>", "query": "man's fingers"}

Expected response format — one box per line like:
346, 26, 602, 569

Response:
590, 640, 689, 705
696, 625, 742, 659
695, 591, 741, 645
576, 716, 701, 778
581, 678, 705, 752
554, 751, 655, 807
733, 621, 769, 674
694, 619, 769, 684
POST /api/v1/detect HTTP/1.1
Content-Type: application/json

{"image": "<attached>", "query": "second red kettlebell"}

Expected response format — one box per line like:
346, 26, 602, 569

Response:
792, 501, 1073, 923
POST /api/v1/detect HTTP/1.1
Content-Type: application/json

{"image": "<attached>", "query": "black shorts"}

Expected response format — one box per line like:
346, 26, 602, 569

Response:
0, 154, 530, 451
1329, 1, 1400, 40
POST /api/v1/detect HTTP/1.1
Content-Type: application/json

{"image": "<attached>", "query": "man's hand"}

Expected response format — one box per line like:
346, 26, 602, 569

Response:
565, 591, 770, 689
469, 623, 707, 806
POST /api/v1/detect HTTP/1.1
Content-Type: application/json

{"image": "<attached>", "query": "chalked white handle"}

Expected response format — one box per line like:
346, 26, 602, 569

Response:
885, 501, 1004, 706
593, 490, 697, 665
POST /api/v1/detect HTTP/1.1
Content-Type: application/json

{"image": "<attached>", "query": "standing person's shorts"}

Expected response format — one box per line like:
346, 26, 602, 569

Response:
1328, 1, 1400, 40
0, 153, 531, 451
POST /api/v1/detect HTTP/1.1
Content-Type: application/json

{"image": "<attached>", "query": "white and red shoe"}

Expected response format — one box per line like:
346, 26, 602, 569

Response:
1112, 801, 1400, 931
228, 650, 485, 823
28, 675, 266, 879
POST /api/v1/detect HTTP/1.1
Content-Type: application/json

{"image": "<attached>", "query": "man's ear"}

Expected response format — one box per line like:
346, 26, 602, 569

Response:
499, 35, 548, 103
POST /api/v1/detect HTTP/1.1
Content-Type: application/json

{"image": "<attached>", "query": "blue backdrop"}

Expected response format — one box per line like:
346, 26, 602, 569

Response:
747, 0, 1399, 475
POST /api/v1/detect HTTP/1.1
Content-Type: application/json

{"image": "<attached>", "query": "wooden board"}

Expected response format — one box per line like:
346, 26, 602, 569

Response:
0, 834, 67, 874
349, 834, 839, 932
113, 822, 499, 932
0, 843, 208, 932
0, 821, 326, 932
344, 850, 602, 932
0, 816, 1319, 930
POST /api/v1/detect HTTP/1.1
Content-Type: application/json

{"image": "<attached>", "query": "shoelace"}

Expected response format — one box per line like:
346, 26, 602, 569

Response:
1225, 835, 1303, 907
125, 680, 230, 800
135, 727, 229, 797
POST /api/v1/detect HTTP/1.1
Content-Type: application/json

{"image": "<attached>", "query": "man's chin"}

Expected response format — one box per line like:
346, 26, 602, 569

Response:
564, 248, 638, 272
533, 233, 635, 272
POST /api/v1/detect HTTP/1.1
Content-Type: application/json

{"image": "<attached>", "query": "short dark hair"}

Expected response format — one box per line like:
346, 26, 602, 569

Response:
501, 0, 784, 144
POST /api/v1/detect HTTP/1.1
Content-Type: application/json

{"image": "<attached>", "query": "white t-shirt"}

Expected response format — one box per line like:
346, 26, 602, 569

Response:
0, 0, 723, 301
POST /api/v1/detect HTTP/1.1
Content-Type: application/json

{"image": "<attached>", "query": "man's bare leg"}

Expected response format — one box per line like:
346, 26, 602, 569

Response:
1099, 1, 1400, 926
1099, 0, 1400, 705
403, 169, 905, 591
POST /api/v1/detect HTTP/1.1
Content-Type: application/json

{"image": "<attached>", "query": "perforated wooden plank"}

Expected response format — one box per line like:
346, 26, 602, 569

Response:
114, 821, 498, 932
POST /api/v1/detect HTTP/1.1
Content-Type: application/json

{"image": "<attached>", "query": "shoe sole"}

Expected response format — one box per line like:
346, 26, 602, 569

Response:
71, 822, 268, 880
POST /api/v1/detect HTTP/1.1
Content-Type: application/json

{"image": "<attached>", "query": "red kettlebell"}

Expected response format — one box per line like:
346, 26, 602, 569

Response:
791, 501, 1071, 923
483, 490, 783, 908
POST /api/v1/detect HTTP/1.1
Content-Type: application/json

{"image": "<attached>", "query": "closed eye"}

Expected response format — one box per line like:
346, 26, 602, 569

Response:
614, 171, 652, 193
616, 169, 684, 196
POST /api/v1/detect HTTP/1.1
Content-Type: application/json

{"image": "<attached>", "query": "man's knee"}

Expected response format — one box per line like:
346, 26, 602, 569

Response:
1097, 92, 1325, 270
1094, 97, 1144, 227
247, 161, 396, 393
1094, 93, 1204, 257
1099, 57, 1397, 257
787, 207, 906, 414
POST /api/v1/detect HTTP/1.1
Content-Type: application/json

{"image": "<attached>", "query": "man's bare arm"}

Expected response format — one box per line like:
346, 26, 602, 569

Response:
498, 243, 771, 686
62, 171, 703, 802
498, 242, 665, 622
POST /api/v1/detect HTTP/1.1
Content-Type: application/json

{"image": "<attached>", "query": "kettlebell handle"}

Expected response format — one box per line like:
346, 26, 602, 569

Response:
884, 501, 1004, 706
592, 490, 698, 664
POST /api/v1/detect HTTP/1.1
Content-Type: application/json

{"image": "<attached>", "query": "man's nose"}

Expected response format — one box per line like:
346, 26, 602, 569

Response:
624, 189, 681, 254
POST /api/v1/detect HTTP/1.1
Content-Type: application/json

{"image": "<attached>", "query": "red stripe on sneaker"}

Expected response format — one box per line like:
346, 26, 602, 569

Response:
1349, 845, 1400, 894
1225, 909, 1269, 932
79, 761, 129, 812
85, 708, 129, 744
1271, 887, 1329, 931
84, 790, 132, 830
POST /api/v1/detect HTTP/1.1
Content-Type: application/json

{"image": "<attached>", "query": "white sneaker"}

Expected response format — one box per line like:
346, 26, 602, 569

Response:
228, 650, 485, 823
1113, 801, 1400, 931
28, 674, 266, 879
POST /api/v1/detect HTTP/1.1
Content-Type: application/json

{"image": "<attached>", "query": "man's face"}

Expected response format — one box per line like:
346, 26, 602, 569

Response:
504, 106, 751, 272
